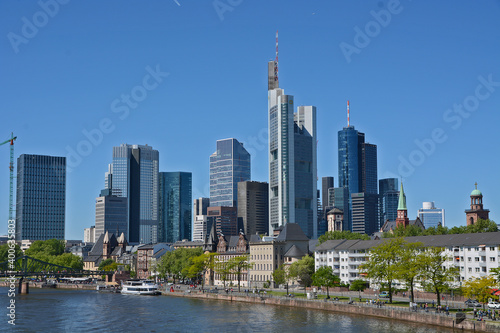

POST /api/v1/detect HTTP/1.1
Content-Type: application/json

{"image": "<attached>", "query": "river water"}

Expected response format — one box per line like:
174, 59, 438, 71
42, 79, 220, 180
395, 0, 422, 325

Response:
0, 287, 456, 332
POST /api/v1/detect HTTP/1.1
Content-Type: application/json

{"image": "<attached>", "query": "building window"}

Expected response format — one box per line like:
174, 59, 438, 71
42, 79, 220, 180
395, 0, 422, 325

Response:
468, 257, 471, 262
490, 257, 496, 262
490, 247, 495, 251
482, 267, 486, 272
475, 268, 480, 272
468, 268, 472, 272
475, 257, 479, 262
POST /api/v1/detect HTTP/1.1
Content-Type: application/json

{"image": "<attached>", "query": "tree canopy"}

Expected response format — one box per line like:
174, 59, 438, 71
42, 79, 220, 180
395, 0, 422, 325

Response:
383, 219, 498, 238
288, 255, 315, 287
0, 243, 23, 263
318, 231, 370, 244
462, 276, 498, 306
312, 266, 340, 298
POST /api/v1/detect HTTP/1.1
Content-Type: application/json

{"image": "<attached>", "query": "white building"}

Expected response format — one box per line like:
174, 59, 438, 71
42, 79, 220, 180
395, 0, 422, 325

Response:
84, 226, 95, 243
417, 202, 445, 228
315, 232, 500, 286
192, 215, 207, 242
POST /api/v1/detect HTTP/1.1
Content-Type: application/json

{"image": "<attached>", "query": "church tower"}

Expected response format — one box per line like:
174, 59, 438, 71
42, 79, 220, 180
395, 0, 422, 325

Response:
465, 183, 489, 226
395, 182, 409, 228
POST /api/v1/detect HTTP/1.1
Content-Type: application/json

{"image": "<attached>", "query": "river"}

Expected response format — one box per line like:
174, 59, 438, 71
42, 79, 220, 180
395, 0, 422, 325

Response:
0, 287, 457, 332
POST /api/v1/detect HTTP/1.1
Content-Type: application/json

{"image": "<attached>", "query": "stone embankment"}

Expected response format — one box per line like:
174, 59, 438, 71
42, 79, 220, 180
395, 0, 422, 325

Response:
164, 290, 499, 333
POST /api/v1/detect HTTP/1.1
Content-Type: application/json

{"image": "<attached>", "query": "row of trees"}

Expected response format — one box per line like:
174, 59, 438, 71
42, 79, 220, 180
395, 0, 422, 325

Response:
154, 248, 253, 292
361, 237, 459, 306
319, 219, 498, 245
0, 239, 83, 269
383, 219, 498, 238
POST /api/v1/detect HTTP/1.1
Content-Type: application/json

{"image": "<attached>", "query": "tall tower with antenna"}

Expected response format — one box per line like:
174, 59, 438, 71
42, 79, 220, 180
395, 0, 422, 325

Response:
268, 30, 279, 91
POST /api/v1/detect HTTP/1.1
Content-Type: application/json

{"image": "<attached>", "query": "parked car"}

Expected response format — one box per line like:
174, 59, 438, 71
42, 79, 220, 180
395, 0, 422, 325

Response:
464, 299, 482, 308
487, 301, 500, 309
379, 291, 390, 298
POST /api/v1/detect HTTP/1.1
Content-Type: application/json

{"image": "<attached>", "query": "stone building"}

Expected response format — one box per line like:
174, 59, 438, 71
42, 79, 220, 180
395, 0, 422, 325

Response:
465, 183, 489, 226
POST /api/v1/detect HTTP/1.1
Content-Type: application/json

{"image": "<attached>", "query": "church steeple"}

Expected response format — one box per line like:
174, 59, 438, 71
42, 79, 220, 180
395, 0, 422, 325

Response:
398, 181, 407, 211
396, 181, 409, 228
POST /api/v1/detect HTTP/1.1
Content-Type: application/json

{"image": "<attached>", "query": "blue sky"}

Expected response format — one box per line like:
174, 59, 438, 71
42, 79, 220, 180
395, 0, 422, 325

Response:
1, 0, 499, 239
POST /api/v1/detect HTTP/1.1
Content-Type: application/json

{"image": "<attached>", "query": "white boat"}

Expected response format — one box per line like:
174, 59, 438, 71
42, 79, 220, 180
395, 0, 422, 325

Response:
120, 279, 160, 295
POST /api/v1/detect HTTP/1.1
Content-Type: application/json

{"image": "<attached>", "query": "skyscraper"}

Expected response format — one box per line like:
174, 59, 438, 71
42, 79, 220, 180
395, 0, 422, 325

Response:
268, 56, 317, 238
321, 177, 334, 212
351, 192, 379, 235
379, 178, 399, 226
237, 181, 269, 236
417, 202, 445, 228
337, 110, 378, 233
15, 154, 66, 241
209, 138, 251, 208
192, 197, 209, 242
105, 144, 159, 244
158, 172, 192, 242
94, 191, 128, 241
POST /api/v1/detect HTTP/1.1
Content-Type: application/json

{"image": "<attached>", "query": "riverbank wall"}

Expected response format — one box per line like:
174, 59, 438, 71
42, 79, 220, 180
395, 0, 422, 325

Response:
0, 281, 96, 290
164, 291, 499, 333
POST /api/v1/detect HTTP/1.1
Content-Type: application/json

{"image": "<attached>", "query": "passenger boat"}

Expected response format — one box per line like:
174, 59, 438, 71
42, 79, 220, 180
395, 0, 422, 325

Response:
120, 279, 160, 295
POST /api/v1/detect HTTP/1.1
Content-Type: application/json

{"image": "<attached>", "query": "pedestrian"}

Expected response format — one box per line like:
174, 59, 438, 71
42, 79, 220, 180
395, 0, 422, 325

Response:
446, 306, 449, 315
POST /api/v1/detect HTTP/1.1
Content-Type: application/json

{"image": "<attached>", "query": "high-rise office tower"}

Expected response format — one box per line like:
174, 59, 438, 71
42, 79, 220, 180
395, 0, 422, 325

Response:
158, 172, 192, 243
209, 138, 251, 208
207, 206, 238, 237
379, 178, 399, 227
337, 104, 378, 233
105, 144, 159, 244
95, 191, 128, 241
192, 197, 209, 242
351, 192, 379, 234
417, 202, 445, 228
321, 177, 334, 212
15, 154, 66, 241
237, 181, 269, 236
333, 187, 351, 231
268, 40, 317, 239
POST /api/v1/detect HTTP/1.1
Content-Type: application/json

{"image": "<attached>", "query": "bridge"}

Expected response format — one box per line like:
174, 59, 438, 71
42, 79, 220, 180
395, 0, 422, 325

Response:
0, 255, 114, 278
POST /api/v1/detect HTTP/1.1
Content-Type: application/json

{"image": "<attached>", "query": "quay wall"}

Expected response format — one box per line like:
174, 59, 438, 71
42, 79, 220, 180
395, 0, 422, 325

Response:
164, 291, 499, 333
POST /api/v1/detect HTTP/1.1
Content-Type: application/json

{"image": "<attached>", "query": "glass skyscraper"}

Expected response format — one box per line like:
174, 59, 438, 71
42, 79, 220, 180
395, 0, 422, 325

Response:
338, 124, 378, 233
15, 154, 66, 240
268, 62, 317, 239
417, 202, 445, 228
106, 144, 159, 244
209, 138, 250, 208
159, 172, 192, 242
379, 178, 399, 226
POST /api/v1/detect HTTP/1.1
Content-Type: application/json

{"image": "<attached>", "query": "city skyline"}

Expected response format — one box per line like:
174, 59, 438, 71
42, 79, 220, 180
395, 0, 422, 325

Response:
1, 1, 499, 239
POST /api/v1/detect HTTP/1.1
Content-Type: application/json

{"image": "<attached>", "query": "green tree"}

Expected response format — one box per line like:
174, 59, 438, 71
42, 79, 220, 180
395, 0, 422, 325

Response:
227, 255, 254, 292
418, 247, 459, 306
318, 231, 370, 244
288, 255, 315, 288
490, 267, 500, 285
360, 237, 405, 303
466, 219, 498, 233
462, 276, 498, 307
25, 239, 65, 257
272, 264, 288, 287
98, 258, 115, 271
350, 279, 368, 299
215, 258, 232, 287
187, 253, 217, 288
157, 248, 202, 283
0, 243, 23, 262
395, 241, 424, 302
312, 266, 340, 298
52, 253, 83, 270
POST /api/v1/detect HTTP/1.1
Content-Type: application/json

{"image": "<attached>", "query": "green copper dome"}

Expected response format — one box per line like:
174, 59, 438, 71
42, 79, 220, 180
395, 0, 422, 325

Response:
398, 181, 407, 211
471, 183, 482, 196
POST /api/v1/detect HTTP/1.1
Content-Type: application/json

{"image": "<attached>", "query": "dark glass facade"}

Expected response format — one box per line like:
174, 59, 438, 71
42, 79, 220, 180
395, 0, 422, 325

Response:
379, 178, 399, 226
16, 154, 66, 240
159, 172, 192, 242
210, 138, 251, 208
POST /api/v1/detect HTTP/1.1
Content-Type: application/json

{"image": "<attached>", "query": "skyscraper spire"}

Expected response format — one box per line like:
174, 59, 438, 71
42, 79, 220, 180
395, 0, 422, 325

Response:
275, 30, 279, 85
398, 180, 407, 211
347, 100, 350, 127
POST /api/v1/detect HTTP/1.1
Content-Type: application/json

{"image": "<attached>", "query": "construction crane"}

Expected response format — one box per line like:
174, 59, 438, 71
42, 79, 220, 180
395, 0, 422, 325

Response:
0, 133, 17, 221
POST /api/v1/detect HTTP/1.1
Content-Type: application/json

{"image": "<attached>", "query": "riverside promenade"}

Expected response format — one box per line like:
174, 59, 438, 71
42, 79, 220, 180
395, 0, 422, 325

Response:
163, 287, 500, 333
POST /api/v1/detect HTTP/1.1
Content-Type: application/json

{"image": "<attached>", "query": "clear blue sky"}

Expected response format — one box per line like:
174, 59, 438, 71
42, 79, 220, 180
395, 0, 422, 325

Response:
1, 0, 499, 239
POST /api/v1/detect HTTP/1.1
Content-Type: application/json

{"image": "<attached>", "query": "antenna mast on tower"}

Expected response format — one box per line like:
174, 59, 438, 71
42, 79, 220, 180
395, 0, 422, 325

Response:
347, 100, 350, 127
275, 30, 279, 85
